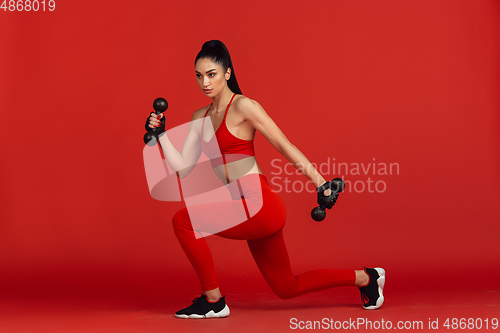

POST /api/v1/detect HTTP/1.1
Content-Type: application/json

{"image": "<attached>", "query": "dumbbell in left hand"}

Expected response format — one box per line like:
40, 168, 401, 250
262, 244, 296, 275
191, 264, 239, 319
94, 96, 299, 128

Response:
311, 178, 345, 222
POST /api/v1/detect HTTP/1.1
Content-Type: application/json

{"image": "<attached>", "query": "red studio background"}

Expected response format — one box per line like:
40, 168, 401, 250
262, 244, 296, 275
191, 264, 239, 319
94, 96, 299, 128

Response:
1, 1, 499, 332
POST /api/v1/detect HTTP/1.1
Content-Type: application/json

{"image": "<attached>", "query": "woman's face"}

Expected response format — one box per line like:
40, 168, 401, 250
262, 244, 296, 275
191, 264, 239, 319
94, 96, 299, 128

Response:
195, 58, 230, 97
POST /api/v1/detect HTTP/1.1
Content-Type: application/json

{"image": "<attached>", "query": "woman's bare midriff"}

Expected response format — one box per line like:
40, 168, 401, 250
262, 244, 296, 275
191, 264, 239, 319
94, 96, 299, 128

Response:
212, 156, 264, 185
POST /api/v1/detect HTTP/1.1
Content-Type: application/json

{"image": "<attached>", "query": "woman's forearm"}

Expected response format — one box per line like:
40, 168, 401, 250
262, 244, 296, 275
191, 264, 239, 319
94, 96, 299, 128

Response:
280, 143, 327, 188
157, 132, 186, 173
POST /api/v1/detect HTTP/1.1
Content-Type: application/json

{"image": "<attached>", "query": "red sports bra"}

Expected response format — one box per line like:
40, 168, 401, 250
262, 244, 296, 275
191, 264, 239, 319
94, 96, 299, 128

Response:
200, 94, 255, 167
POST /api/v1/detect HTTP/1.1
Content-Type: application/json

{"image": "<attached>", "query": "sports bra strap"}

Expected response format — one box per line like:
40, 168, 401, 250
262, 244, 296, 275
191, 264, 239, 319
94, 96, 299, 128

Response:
223, 94, 237, 119
201, 94, 236, 130
203, 103, 213, 118
201, 102, 213, 130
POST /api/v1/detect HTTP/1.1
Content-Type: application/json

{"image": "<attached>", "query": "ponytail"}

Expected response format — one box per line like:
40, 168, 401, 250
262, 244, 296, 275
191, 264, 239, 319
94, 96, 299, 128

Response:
195, 40, 242, 95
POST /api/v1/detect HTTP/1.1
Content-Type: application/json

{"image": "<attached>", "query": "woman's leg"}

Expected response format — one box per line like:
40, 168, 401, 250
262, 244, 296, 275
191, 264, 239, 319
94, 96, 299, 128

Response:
171, 174, 277, 296
173, 172, 358, 299
173, 173, 384, 314
172, 207, 221, 294
247, 230, 357, 299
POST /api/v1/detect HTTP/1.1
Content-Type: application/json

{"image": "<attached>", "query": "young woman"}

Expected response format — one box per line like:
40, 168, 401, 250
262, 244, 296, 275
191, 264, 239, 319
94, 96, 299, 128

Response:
147, 40, 385, 318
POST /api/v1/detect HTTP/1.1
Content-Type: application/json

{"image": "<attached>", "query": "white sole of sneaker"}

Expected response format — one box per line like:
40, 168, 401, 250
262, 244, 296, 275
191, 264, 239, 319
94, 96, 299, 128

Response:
175, 305, 230, 319
363, 267, 385, 310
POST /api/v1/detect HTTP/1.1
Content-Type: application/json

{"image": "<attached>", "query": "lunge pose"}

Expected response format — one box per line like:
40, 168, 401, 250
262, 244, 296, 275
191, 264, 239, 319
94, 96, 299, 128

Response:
146, 40, 385, 318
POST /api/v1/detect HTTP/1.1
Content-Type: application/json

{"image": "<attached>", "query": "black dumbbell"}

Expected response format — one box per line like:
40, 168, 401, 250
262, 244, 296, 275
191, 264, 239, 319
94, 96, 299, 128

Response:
311, 178, 345, 222
144, 97, 168, 145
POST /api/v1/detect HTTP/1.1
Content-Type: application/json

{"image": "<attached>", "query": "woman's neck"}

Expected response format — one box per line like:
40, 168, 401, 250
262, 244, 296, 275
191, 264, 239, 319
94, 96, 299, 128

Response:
210, 87, 234, 113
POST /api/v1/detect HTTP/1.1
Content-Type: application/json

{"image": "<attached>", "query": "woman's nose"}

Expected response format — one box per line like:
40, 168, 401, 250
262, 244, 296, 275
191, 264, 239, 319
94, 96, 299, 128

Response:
203, 76, 210, 87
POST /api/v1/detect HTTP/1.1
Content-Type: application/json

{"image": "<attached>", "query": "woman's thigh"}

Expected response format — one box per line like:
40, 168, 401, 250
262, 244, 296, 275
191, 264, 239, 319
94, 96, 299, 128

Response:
215, 187, 286, 240
183, 183, 286, 240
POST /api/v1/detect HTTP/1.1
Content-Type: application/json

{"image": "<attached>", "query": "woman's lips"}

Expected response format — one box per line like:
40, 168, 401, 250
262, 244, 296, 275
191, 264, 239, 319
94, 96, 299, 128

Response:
203, 89, 212, 94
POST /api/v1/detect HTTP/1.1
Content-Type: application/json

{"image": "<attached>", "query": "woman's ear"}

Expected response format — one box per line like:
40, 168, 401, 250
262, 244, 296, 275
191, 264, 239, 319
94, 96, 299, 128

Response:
225, 68, 231, 81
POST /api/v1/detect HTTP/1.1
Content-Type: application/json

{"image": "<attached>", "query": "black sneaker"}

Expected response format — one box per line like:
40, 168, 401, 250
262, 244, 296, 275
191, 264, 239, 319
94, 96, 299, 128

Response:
175, 293, 230, 319
358, 267, 385, 310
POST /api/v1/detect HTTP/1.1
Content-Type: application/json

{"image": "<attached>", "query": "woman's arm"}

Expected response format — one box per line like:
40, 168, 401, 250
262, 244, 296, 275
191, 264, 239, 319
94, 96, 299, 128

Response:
237, 97, 328, 189
157, 109, 204, 178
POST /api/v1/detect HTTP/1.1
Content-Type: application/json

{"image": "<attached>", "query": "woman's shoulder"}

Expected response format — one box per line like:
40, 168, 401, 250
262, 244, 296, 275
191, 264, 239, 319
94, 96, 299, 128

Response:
191, 104, 211, 121
233, 94, 261, 112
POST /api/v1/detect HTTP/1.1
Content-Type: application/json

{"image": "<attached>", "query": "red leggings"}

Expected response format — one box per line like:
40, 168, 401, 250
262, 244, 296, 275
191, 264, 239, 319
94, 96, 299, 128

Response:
172, 173, 356, 299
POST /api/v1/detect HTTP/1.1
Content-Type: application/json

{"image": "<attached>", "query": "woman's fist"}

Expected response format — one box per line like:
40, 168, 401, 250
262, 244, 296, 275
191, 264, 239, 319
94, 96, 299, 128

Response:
145, 112, 166, 134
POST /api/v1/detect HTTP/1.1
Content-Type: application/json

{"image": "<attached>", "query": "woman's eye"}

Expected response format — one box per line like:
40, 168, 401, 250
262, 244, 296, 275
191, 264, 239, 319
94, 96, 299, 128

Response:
209, 73, 215, 77
196, 74, 201, 79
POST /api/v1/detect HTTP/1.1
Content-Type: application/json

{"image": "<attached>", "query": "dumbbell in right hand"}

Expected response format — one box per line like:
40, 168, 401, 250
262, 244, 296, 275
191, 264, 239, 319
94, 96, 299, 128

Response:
144, 97, 168, 145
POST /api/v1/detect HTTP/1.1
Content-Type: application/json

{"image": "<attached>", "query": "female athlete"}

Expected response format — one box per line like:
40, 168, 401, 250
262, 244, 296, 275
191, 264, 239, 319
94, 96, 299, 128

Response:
146, 40, 385, 318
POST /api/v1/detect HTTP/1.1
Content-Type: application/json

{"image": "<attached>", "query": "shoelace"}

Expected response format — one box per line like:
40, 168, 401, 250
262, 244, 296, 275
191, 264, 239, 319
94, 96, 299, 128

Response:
191, 294, 221, 307
190, 296, 205, 309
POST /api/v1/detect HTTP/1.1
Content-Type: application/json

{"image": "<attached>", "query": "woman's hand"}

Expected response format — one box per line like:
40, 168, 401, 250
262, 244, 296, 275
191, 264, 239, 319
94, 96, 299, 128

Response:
316, 178, 344, 209
316, 181, 338, 208
317, 180, 332, 196
145, 112, 166, 133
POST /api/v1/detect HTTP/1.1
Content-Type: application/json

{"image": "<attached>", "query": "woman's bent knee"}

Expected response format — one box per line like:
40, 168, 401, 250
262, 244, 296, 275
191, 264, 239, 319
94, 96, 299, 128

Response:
172, 208, 191, 232
267, 281, 297, 299
273, 287, 295, 300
